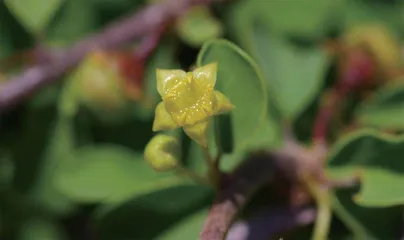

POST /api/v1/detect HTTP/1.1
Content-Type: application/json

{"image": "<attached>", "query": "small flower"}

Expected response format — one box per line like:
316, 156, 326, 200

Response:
152, 63, 234, 146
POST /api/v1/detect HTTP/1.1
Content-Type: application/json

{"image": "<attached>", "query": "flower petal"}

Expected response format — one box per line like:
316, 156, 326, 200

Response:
156, 69, 186, 97
153, 102, 179, 131
183, 120, 210, 146
213, 91, 235, 115
192, 62, 217, 88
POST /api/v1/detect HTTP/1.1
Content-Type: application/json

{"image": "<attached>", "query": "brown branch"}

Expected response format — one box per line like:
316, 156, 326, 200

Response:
312, 88, 344, 145
200, 117, 360, 240
225, 207, 316, 240
0, 0, 222, 110
200, 135, 326, 240
134, 23, 169, 61
200, 152, 283, 240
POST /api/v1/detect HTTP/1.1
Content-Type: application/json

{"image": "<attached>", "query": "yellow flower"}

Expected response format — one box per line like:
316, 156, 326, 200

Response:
152, 63, 234, 146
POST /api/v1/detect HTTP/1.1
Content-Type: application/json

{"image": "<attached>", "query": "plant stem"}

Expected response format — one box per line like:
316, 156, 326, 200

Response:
226, 207, 316, 240
213, 117, 222, 167
312, 89, 342, 146
312, 48, 375, 147
175, 166, 210, 185
202, 145, 221, 191
314, 194, 332, 240
200, 151, 284, 240
303, 175, 332, 240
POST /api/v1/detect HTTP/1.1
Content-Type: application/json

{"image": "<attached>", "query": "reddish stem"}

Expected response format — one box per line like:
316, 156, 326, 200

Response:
312, 49, 376, 145
312, 87, 348, 145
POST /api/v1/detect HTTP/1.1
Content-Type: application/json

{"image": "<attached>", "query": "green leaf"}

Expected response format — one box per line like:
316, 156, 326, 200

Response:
197, 39, 267, 152
176, 6, 223, 47
226, 0, 254, 50
89, 0, 143, 26
89, 114, 154, 152
0, 17, 13, 59
356, 168, 404, 206
27, 82, 79, 216
327, 130, 404, 207
96, 185, 212, 240
5, 0, 63, 35
29, 117, 76, 215
356, 81, 404, 130
341, 0, 403, 37
58, 75, 80, 118
0, 209, 2, 236
159, 208, 208, 240
251, 22, 330, 121
46, 0, 98, 45
257, 0, 337, 37
327, 130, 404, 238
228, 0, 337, 43
54, 145, 184, 203
332, 187, 401, 240
0, 152, 13, 191
10, 103, 75, 216
11, 107, 56, 192
29, 84, 61, 110
243, 115, 283, 151
89, 0, 137, 8
18, 218, 67, 240
0, 4, 33, 59
186, 139, 246, 175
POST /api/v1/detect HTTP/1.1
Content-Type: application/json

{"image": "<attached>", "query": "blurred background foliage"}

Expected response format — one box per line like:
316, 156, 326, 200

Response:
2, 0, 404, 239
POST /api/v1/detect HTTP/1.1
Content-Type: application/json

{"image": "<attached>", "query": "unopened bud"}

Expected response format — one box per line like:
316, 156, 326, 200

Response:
75, 51, 128, 113
343, 24, 402, 77
144, 134, 181, 172
176, 6, 223, 47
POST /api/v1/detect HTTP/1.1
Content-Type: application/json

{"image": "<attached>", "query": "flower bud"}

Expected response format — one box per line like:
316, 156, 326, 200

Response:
176, 6, 223, 47
144, 134, 181, 172
342, 24, 402, 79
75, 51, 128, 113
